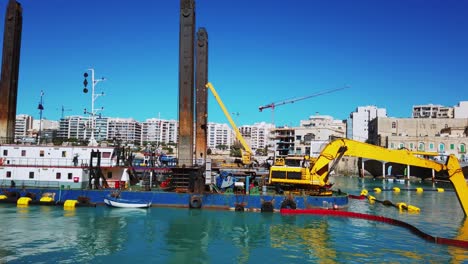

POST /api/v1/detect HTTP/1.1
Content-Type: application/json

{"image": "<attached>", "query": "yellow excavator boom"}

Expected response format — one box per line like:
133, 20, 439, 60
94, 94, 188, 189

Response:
311, 138, 468, 216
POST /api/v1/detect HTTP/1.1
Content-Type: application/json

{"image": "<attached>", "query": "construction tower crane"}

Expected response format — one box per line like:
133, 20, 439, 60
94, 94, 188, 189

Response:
259, 86, 349, 124
57, 105, 72, 119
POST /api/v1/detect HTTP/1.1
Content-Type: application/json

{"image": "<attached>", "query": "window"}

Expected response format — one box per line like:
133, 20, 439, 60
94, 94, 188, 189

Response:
68, 173, 72, 180
62, 151, 67, 157
450, 144, 455, 150
107, 172, 113, 179
3, 150, 7, 156
399, 143, 404, 149
461, 144, 466, 153
410, 143, 414, 149
439, 143, 445, 152
21, 150, 26, 156
56, 173, 61, 180
29, 172, 34, 179
6, 171, 11, 178
40, 150, 45, 157
390, 143, 395, 149
296, 136, 301, 141
102, 152, 111, 158
418, 142, 425, 151
391, 122, 396, 129
429, 143, 434, 150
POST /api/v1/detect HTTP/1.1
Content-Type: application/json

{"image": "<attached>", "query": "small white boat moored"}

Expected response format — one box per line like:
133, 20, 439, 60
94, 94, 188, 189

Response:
104, 195, 151, 208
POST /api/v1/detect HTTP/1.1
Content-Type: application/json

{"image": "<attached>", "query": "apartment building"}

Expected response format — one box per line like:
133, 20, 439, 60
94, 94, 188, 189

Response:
58, 116, 108, 142
272, 115, 346, 157
347, 106, 387, 142
14, 114, 33, 141
108, 118, 141, 145
207, 122, 233, 150
141, 118, 178, 145
239, 122, 275, 152
412, 104, 452, 118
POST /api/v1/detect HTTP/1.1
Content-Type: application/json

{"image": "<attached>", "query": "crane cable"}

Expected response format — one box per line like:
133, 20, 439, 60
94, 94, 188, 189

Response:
280, 208, 468, 249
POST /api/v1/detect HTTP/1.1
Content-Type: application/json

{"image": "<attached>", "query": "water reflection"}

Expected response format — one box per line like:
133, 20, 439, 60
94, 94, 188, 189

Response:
449, 218, 468, 263
1, 176, 468, 263
271, 215, 336, 263
0, 206, 150, 263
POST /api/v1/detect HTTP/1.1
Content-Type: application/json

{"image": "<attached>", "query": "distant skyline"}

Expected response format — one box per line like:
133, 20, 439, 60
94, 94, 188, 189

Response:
1, 0, 467, 126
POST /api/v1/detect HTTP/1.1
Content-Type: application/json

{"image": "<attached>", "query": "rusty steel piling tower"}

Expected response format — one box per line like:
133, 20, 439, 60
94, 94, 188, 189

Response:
0, 0, 23, 143
195, 27, 208, 165
178, 0, 196, 166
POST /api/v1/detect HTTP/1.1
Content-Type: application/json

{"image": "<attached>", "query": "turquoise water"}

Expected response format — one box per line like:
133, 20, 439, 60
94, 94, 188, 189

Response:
1, 176, 467, 263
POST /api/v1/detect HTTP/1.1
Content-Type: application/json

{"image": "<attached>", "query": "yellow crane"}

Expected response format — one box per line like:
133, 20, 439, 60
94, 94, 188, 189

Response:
205, 82, 254, 166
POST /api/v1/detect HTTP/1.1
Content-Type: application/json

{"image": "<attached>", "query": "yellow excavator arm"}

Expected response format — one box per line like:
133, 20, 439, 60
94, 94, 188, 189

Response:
311, 138, 468, 216
205, 82, 253, 164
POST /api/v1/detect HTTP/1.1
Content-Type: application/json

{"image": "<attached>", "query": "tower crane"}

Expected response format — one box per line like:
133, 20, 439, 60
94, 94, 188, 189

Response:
57, 105, 72, 119
258, 86, 349, 124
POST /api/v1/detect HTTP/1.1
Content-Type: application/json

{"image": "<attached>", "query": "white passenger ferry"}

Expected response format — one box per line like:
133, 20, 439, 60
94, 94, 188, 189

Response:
0, 144, 130, 189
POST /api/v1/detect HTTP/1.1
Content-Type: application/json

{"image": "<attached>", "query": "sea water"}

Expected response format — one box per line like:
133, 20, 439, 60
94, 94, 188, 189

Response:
1, 176, 467, 264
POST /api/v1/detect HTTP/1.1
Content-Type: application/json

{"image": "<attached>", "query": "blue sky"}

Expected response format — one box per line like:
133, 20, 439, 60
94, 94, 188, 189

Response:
1, 0, 467, 126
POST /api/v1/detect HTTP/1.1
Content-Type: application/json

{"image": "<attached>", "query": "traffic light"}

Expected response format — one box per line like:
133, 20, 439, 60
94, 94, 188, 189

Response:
83, 72, 89, 93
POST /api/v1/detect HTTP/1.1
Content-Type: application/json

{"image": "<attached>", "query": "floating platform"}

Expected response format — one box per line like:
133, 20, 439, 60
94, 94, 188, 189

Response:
0, 188, 348, 211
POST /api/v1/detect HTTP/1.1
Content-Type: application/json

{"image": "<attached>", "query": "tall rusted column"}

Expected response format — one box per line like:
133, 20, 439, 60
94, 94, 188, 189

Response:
195, 28, 208, 165
0, 0, 23, 143
178, 0, 196, 167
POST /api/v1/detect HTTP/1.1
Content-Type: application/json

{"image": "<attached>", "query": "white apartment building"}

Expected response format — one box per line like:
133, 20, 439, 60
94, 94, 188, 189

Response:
454, 101, 468, 118
239, 122, 275, 151
141, 118, 178, 145
348, 106, 387, 142
32, 119, 59, 131
412, 104, 453, 118
58, 116, 108, 142
108, 118, 141, 145
412, 101, 468, 119
207, 122, 233, 150
15, 114, 33, 141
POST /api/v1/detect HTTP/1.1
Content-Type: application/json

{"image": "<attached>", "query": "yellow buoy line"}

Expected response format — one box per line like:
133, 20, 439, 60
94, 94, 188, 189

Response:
360, 189, 420, 212
372, 187, 446, 193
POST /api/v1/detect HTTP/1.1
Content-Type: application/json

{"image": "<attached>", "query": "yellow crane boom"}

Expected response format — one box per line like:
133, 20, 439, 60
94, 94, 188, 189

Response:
205, 82, 253, 164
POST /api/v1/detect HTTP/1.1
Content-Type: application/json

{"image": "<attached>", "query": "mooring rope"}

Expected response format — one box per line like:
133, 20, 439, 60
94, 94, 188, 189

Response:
280, 208, 468, 249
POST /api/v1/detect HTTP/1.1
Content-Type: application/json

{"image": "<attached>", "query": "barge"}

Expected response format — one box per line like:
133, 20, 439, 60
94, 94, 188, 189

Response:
0, 143, 349, 211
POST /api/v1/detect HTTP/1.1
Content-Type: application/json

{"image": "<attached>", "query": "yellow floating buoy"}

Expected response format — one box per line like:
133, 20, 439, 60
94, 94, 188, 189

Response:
0, 194, 7, 200
416, 187, 423, 193
17, 197, 32, 206
40, 196, 54, 203
393, 187, 401, 193
374, 187, 382, 193
437, 188, 444, 192
360, 189, 368, 196
396, 202, 407, 210
407, 205, 420, 212
368, 195, 376, 201
64, 200, 78, 208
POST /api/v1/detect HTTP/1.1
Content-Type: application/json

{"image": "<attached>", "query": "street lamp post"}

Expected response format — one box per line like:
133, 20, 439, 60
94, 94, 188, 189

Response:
83, 68, 106, 146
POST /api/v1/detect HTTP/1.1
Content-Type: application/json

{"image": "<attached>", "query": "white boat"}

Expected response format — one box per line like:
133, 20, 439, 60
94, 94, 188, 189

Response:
0, 143, 129, 189
104, 195, 151, 208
